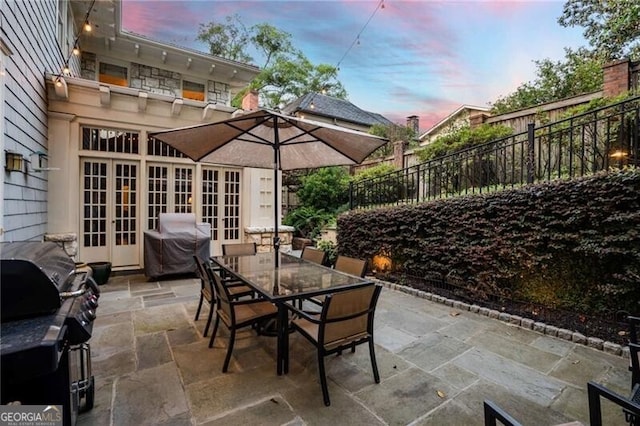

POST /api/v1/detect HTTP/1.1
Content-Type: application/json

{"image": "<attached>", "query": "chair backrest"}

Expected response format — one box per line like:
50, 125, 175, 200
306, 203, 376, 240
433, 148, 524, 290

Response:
301, 247, 326, 265
631, 343, 640, 387
193, 256, 207, 287
222, 242, 257, 256
320, 284, 381, 349
209, 268, 234, 323
334, 255, 367, 278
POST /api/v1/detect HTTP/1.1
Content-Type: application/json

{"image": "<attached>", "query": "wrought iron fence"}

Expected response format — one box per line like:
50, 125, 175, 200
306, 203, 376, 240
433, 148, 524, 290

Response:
350, 96, 640, 209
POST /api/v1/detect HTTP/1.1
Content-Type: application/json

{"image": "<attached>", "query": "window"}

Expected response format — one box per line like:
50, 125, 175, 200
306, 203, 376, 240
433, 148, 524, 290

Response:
57, 0, 67, 55
147, 136, 187, 158
82, 127, 139, 154
183, 80, 205, 101
99, 62, 128, 86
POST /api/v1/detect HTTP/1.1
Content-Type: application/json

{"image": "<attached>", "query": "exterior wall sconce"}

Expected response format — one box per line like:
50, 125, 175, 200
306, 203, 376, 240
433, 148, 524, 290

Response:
5, 151, 24, 172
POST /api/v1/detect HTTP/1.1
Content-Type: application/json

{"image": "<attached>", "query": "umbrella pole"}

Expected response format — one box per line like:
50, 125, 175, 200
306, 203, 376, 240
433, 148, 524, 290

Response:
273, 120, 280, 267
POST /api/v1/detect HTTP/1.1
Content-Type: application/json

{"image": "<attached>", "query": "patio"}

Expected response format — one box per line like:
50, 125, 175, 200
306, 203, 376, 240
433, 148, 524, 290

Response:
78, 271, 631, 426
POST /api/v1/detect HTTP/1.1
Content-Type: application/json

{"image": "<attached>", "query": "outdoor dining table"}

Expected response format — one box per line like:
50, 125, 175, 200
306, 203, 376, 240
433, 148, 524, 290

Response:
210, 251, 374, 375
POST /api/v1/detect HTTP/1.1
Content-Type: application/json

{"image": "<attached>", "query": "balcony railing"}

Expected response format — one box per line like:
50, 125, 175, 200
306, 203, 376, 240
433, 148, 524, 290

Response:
350, 96, 640, 210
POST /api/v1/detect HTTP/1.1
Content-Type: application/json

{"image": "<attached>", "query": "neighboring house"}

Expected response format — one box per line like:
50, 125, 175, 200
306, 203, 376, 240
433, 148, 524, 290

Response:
418, 105, 490, 146
283, 92, 394, 133
1, 0, 294, 271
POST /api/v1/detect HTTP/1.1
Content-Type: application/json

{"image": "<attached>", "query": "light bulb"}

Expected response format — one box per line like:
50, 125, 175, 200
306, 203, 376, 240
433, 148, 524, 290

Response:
310, 102, 315, 109
55, 78, 63, 87
73, 45, 80, 56
62, 65, 70, 75
84, 21, 92, 32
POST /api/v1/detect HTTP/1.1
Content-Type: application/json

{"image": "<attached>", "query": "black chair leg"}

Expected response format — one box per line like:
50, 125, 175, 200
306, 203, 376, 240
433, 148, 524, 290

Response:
203, 305, 214, 337
369, 339, 380, 383
194, 295, 204, 320
318, 351, 330, 406
223, 329, 236, 373
208, 316, 220, 348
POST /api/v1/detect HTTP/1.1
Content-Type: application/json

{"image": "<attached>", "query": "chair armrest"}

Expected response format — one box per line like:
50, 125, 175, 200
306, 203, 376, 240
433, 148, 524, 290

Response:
588, 381, 640, 425
232, 298, 271, 306
483, 400, 522, 426
285, 301, 321, 323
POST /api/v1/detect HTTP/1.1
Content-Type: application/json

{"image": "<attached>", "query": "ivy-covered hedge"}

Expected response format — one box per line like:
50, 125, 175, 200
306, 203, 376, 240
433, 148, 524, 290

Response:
337, 168, 640, 315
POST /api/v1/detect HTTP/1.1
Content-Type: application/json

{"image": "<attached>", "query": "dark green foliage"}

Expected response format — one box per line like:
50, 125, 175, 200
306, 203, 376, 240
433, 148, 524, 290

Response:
338, 168, 640, 315
297, 167, 350, 211
283, 206, 334, 239
490, 47, 604, 115
317, 240, 338, 266
415, 124, 513, 162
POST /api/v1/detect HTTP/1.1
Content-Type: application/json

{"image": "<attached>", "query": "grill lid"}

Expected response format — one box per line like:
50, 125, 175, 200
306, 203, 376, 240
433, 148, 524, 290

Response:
1, 241, 75, 322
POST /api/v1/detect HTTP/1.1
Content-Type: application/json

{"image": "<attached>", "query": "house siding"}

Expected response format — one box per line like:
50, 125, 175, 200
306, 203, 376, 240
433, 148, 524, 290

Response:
1, 0, 66, 242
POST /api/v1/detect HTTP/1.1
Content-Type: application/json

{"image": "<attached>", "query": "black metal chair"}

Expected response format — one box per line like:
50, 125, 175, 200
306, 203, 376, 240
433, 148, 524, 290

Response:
193, 255, 253, 337
483, 400, 522, 426
588, 380, 640, 426
301, 246, 327, 266
286, 284, 382, 406
334, 255, 367, 278
627, 315, 640, 387
208, 269, 278, 372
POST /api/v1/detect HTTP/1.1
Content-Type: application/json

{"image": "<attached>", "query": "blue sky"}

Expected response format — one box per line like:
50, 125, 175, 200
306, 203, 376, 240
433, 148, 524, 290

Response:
122, 0, 588, 132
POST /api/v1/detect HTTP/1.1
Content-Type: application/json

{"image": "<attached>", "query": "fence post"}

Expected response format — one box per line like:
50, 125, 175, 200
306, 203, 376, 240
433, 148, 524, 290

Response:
415, 164, 421, 203
527, 122, 535, 184
349, 181, 354, 210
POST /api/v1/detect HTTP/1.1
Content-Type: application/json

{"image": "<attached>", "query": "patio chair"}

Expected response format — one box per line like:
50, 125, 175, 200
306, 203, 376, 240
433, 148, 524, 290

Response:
334, 255, 368, 278
627, 315, 640, 387
588, 380, 640, 426
306, 255, 368, 309
208, 269, 278, 372
301, 246, 327, 265
222, 242, 257, 256
286, 284, 382, 406
483, 400, 522, 426
193, 256, 253, 337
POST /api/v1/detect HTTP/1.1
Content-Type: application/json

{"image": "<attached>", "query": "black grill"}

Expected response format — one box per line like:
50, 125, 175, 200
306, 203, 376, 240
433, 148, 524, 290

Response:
0, 241, 100, 426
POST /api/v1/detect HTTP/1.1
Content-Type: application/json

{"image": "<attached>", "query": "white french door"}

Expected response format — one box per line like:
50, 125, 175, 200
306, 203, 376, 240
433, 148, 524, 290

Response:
80, 159, 139, 267
146, 164, 195, 231
201, 167, 241, 254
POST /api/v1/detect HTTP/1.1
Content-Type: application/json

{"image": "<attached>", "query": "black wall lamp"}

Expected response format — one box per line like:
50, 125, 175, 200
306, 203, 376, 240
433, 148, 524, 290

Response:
5, 151, 24, 172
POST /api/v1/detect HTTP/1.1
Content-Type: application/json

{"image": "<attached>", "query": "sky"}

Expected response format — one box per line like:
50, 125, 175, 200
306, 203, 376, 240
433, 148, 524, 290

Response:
121, 0, 589, 133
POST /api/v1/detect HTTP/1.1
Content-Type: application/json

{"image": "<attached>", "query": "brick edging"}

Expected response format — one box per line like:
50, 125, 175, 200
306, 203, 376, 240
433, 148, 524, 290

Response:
372, 278, 627, 358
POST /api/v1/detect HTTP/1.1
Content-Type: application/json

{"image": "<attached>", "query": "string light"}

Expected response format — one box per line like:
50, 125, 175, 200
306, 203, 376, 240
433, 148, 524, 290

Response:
59, 0, 96, 78
302, 0, 384, 118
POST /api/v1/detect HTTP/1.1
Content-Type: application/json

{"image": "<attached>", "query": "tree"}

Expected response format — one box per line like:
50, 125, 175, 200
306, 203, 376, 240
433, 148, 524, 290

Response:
558, 0, 640, 60
296, 167, 350, 212
490, 47, 604, 114
250, 54, 346, 109
197, 17, 347, 109
196, 15, 252, 63
368, 123, 417, 158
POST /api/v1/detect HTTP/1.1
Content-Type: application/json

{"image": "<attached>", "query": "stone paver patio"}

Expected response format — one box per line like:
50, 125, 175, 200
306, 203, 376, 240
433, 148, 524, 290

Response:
78, 272, 631, 426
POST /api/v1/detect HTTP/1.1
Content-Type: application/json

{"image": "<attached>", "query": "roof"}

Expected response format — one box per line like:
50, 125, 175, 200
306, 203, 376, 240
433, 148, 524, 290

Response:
419, 104, 490, 140
283, 93, 394, 128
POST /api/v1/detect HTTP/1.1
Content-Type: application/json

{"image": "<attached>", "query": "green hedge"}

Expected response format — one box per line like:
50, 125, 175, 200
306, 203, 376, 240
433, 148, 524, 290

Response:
337, 168, 640, 315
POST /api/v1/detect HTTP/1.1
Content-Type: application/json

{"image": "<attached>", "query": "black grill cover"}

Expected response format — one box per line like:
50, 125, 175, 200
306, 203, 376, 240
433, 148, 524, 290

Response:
1, 242, 75, 321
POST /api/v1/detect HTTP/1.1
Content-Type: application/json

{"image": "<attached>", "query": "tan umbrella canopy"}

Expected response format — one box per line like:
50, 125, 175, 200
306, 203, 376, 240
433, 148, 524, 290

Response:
149, 108, 388, 258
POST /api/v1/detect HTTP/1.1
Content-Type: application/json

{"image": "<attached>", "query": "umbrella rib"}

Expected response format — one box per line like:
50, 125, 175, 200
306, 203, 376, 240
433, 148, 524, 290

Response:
279, 121, 363, 164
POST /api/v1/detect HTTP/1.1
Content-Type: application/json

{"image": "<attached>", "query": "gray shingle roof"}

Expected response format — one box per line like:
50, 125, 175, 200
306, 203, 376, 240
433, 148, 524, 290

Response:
283, 93, 394, 127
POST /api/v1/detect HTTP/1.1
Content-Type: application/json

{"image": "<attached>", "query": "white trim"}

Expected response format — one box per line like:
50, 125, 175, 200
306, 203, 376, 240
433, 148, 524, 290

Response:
419, 105, 490, 140
0, 46, 6, 240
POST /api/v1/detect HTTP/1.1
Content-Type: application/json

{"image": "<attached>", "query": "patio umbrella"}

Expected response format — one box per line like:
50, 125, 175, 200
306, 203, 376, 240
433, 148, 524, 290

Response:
149, 108, 388, 262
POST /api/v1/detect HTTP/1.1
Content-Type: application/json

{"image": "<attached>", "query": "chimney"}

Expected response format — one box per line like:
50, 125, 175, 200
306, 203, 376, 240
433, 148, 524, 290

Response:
242, 90, 259, 111
406, 115, 419, 137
